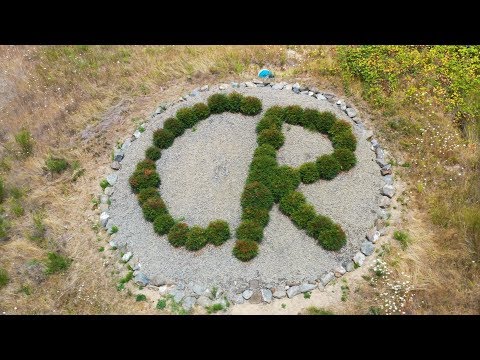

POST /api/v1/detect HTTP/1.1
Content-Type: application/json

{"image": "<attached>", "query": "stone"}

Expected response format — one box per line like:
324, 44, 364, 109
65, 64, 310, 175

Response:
361, 241, 375, 256
219, 84, 228, 90
261, 288, 273, 303
249, 279, 260, 289
109, 240, 117, 248
198, 85, 208, 92
366, 228, 381, 243
353, 252, 366, 266
377, 208, 388, 220
292, 82, 300, 90
106, 173, 117, 186
249, 290, 263, 304
253, 79, 264, 84
113, 149, 124, 162
293, 88, 300, 94
122, 252, 132, 262
197, 295, 212, 307
242, 289, 253, 300
364, 130, 374, 140
376, 147, 385, 158
371, 139, 379, 149
133, 130, 141, 139
341, 104, 347, 111
134, 272, 149, 286
382, 184, 395, 198
346, 108, 357, 118
183, 296, 196, 311
334, 266, 346, 277
352, 116, 361, 124
100, 195, 109, 204
104, 187, 114, 196
320, 272, 335, 286
286, 285, 301, 298
256, 83, 266, 87
272, 82, 286, 90
300, 90, 309, 95
375, 218, 386, 232
233, 294, 244, 304
336, 100, 342, 105
190, 90, 199, 97
158, 285, 169, 296
323, 93, 334, 99
121, 138, 131, 151
110, 161, 121, 170
382, 175, 393, 185
192, 284, 205, 296
286, 280, 300, 287
299, 283, 316, 293
308, 91, 314, 96
99, 203, 109, 213
231, 82, 239, 88
150, 275, 167, 287
379, 196, 391, 209
133, 263, 141, 271
172, 289, 185, 303
284, 84, 293, 91
345, 261, 355, 272
315, 93, 327, 100
99, 212, 109, 227
245, 81, 255, 88
376, 157, 388, 168
381, 166, 393, 176
273, 289, 287, 299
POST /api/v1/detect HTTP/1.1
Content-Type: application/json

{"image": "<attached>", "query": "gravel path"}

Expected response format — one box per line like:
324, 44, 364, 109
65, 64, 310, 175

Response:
109, 87, 381, 289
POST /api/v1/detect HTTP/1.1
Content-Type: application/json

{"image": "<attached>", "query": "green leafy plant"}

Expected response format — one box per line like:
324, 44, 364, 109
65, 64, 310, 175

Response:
233, 239, 259, 261
129, 160, 160, 193
153, 213, 175, 235
302, 108, 322, 131
136, 294, 147, 302
45, 156, 69, 174
137, 187, 160, 205
100, 179, 109, 190
236, 220, 264, 242
153, 128, 175, 149
333, 148, 357, 171
393, 230, 411, 250
305, 215, 335, 239
256, 115, 282, 133
228, 92, 243, 113
268, 166, 300, 202
328, 120, 352, 137
253, 144, 277, 158
185, 226, 208, 251
0, 178, 4, 203
163, 117, 185, 137
15, 128, 34, 157
240, 96, 262, 115
241, 181, 274, 210
316, 155, 341, 180
167, 222, 190, 247
156, 298, 167, 310
299, 162, 320, 183
241, 207, 270, 227
142, 197, 167, 222
283, 105, 304, 125
206, 220, 230, 246
145, 146, 161, 161
110, 225, 119, 234
44, 252, 72, 275
11, 200, 24, 217
205, 303, 225, 314
207, 93, 230, 114
331, 131, 357, 151
304, 291, 311, 299
0, 267, 9, 289
318, 223, 346, 251
192, 103, 211, 122
291, 203, 317, 229
279, 191, 306, 217
257, 128, 285, 149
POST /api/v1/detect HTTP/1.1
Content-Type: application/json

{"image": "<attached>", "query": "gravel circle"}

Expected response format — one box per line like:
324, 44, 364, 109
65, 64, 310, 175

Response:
108, 86, 381, 289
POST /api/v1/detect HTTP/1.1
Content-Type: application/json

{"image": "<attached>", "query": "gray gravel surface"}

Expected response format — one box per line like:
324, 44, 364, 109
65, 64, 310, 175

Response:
109, 87, 381, 288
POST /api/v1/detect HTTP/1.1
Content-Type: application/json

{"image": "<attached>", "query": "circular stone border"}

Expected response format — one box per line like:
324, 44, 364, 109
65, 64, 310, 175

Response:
96, 80, 395, 309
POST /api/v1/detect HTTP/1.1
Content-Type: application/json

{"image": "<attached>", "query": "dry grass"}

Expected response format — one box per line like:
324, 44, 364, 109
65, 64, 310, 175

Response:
0, 45, 478, 314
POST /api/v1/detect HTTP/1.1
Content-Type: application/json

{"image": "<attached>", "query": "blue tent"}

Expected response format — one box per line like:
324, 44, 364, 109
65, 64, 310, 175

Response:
258, 69, 274, 78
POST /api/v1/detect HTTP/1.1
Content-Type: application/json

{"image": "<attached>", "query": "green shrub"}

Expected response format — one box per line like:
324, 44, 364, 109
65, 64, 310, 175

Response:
328, 120, 352, 137
153, 128, 175, 149
317, 224, 346, 251
175, 107, 197, 128
206, 303, 225, 314
247, 155, 277, 185
242, 207, 270, 227
11, 200, 24, 217
0, 267, 9, 288
291, 203, 317, 229
192, 103, 211, 121
145, 146, 161, 161
45, 252, 72, 275
302, 108, 322, 131
137, 187, 161, 205
279, 191, 306, 216
316, 155, 341, 180
153, 213, 175, 235
316, 112, 337, 134
268, 166, 301, 202
168, 222, 190, 247
236, 220, 264, 242
15, 128, 34, 157
110, 225, 119, 234
264, 105, 286, 119
129, 167, 160, 193
256, 115, 283, 133
241, 181, 274, 210
240, 96, 262, 115
228, 92, 243, 113
393, 230, 411, 250
0, 178, 4, 203
232, 239, 259, 261
299, 162, 320, 184
253, 144, 277, 159
142, 197, 167, 222
306, 215, 335, 238
163, 117, 185, 137
45, 156, 69, 174
305, 306, 334, 315
100, 179, 109, 190
136, 294, 147, 302
208, 93, 230, 114
331, 131, 357, 151
206, 220, 230, 246
258, 128, 285, 149
333, 148, 357, 171
156, 299, 167, 310
185, 226, 208, 251
135, 159, 156, 172
283, 105, 304, 125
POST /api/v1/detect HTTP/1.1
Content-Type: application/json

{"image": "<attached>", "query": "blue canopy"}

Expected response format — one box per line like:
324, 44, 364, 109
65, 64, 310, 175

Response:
258, 69, 274, 78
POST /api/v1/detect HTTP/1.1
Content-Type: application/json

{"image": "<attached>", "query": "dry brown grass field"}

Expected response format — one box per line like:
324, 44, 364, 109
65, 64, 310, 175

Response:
0, 45, 478, 314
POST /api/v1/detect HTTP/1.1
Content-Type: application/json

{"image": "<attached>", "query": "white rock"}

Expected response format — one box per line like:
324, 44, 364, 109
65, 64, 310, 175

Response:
133, 130, 141, 139
366, 228, 381, 243
261, 288, 272, 303
334, 266, 346, 277
361, 241, 375, 256
315, 93, 327, 100
320, 272, 335, 286
106, 173, 117, 186
273, 289, 287, 299
245, 82, 255, 88
382, 184, 396, 198
286, 285, 300, 298
104, 187, 114, 196
242, 289, 253, 300
308, 91, 314, 96
99, 212, 109, 227
219, 84, 228, 90
109, 240, 117, 248
299, 283, 316, 293
353, 252, 366, 266
380, 196, 392, 208
122, 252, 132, 262
346, 108, 357, 118
197, 295, 212, 307
200, 85, 209, 91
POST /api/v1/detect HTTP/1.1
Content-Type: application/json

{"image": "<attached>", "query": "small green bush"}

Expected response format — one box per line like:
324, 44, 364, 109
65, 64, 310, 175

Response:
137, 187, 161, 205
129, 167, 161, 193
328, 120, 352, 137
305, 306, 334, 315
283, 105, 304, 126
11, 200, 24, 217
393, 230, 411, 250
316, 112, 336, 134
242, 207, 270, 227
206, 303, 225, 314
176, 107, 197, 128
331, 131, 357, 151
232, 239, 259, 261
45, 252, 72, 275
136, 294, 147, 302
145, 146, 161, 161
264, 105, 286, 119
142, 197, 167, 222
135, 159, 156, 172
268, 166, 301, 202
247, 155, 277, 185
236, 220, 264, 242
333, 148, 357, 171
241, 181, 274, 210
302, 108, 322, 131
207, 93, 230, 114
291, 203, 317, 229
153, 213, 175, 235
45, 156, 69, 174
258, 128, 285, 149
156, 298, 167, 310
163, 117, 185, 137
316, 155, 341, 180
153, 128, 175, 149
256, 115, 283, 133
15, 128, 34, 157
192, 103, 211, 121
228, 92, 244, 113
206, 220, 230, 246
185, 226, 208, 251
168, 222, 190, 247
306, 215, 335, 238
240, 96, 262, 115
299, 162, 320, 184
100, 179, 109, 190
0, 267, 9, 288
253, 144, 277, 159
317, 224, 346, 251
279, 191, 306, 216
110, 225, 119, 234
